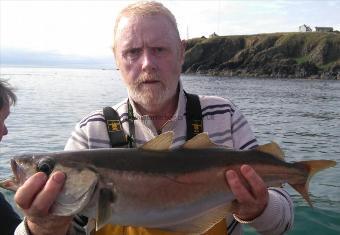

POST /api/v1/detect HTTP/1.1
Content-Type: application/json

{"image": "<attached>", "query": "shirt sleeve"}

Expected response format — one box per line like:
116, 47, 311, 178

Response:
64, 122, 89, 150
14, 220, 27, 235
64, 111, 111, 151
247, 188, 294, 234
15, 217, 86, 235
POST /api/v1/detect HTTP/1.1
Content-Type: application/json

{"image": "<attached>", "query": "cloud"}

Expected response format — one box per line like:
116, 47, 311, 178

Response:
0, 48, 114, 69
1, 0, 339, 58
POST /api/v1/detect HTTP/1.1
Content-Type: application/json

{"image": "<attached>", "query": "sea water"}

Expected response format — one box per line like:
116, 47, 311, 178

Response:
0, 67, 339, 234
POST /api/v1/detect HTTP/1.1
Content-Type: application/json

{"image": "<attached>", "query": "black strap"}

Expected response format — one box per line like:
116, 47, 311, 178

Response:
103, 91, 203, 148
103, 106, 129, 147
127, 99, 136, 148
184, 91, 203, 140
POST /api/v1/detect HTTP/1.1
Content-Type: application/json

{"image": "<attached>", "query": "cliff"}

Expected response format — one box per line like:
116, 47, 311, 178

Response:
183, 32, 340, 79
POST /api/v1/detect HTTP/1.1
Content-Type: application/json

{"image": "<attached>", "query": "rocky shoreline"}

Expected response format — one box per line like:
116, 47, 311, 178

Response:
182, 32, 340, 79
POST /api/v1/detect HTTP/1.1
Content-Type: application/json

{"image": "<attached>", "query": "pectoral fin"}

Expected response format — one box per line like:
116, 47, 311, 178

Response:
96, 188, 115, 230
141, 131, 174, 150
160, 203, 231, 234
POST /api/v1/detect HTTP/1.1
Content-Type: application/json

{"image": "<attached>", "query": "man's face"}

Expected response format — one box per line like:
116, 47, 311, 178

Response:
114, 14, 185, 108
0, 103, 10, 142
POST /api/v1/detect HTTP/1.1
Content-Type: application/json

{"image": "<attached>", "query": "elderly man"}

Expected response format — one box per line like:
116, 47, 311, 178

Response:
15, 1, 293, 235
0, 80, 21, 235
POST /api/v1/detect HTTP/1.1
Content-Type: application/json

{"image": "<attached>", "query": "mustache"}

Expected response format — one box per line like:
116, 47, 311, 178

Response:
137, 73, 160, 84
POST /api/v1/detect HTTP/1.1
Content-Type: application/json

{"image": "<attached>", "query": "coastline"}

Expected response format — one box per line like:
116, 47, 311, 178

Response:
183, 70, 340, 80
183, 32, 340, 80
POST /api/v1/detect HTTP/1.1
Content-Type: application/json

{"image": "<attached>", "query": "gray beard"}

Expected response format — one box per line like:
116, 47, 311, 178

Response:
127, 83, 171, 109
127, 73, 177, 111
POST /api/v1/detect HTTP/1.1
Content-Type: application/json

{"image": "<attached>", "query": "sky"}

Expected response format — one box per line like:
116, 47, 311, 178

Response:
1, 0, 340, 66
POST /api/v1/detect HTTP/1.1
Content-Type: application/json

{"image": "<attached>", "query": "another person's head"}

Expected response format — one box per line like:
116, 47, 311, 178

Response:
113, 1, 185, 110
0, 80, 16, 141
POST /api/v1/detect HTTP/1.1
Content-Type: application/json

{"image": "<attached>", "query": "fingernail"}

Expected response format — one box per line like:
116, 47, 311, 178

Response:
37, 172, 48, 182
227, 170, 236, 179
52, 172, 65, 184
242, 164, 252, 173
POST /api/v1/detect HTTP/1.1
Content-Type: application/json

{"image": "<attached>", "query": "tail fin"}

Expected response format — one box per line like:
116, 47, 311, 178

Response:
291, 160, 336, 207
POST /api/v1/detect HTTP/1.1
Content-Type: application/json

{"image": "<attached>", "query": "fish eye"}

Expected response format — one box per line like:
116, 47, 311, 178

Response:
36, 158, 55, 176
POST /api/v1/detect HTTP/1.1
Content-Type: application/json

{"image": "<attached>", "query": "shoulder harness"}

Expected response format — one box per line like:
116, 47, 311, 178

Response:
103, 91, 203, 148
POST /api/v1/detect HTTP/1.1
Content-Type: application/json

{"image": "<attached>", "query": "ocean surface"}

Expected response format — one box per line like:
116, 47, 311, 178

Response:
0, 67, 339, 234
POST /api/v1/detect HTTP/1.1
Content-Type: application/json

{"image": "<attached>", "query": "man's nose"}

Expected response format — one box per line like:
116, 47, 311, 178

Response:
141, 50, 157, 72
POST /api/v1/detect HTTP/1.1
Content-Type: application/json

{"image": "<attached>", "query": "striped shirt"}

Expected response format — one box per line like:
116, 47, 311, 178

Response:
65, 85, 257, 151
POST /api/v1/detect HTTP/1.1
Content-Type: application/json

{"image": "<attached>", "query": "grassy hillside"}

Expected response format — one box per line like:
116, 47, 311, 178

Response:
183, 32, 340, 79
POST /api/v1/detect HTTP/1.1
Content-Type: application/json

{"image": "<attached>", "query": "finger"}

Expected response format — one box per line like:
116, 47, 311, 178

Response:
240, 165, 267, 199
226, 170, 254, 204
30, 171, 66, 216
15, 172, 48, 210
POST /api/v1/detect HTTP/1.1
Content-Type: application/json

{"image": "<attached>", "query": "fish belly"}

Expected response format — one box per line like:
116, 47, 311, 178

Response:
105, 168, 232, 228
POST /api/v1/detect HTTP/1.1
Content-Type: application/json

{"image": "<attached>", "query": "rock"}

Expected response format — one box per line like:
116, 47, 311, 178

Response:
183, 32, 340, 79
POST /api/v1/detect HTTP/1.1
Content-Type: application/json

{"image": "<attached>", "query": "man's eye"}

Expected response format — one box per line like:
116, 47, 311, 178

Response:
125, 48, 141, 58
153, 47, 165, 54
152, 47, 166, 56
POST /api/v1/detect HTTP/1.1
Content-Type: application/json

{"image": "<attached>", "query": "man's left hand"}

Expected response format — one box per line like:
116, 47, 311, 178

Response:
226, 164, 269, 221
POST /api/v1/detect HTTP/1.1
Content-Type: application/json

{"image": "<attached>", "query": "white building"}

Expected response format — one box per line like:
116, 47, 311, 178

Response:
299, 24, 312, 32
315, 27, 333, 32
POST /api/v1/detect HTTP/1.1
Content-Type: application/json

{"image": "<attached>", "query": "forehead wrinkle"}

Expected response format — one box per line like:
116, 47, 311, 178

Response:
116, 19, 142, 50
139, 16, 179, 46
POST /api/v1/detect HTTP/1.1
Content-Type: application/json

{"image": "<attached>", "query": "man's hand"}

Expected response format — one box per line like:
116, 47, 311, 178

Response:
226, 164, 269, 221
15, 171, 73, 235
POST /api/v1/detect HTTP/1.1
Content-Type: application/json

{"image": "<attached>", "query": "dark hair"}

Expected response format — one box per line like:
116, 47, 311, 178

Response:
0, 80, 17, 109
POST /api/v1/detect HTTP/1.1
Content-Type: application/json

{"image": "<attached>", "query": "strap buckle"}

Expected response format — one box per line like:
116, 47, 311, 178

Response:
107, 120, 122, 132
192, 120, 203, 135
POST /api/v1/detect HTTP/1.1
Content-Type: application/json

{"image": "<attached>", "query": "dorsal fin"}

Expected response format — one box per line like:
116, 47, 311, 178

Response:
141, 131, 174, 151
256, 141, 285, 160
182, 132, 219, 149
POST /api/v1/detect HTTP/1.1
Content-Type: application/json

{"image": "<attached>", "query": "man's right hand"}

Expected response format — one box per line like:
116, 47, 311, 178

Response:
15, 171, 73, 235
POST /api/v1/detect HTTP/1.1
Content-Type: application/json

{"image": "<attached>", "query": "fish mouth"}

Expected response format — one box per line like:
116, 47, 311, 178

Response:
10, 159, 22, 185
0, 160, 21, 192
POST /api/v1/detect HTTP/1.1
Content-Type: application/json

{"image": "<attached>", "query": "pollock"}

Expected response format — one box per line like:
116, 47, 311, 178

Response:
0, 132, 336, 234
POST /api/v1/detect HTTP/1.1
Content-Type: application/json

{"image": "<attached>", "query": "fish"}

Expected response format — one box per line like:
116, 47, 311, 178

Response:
0, 132, 336, 234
